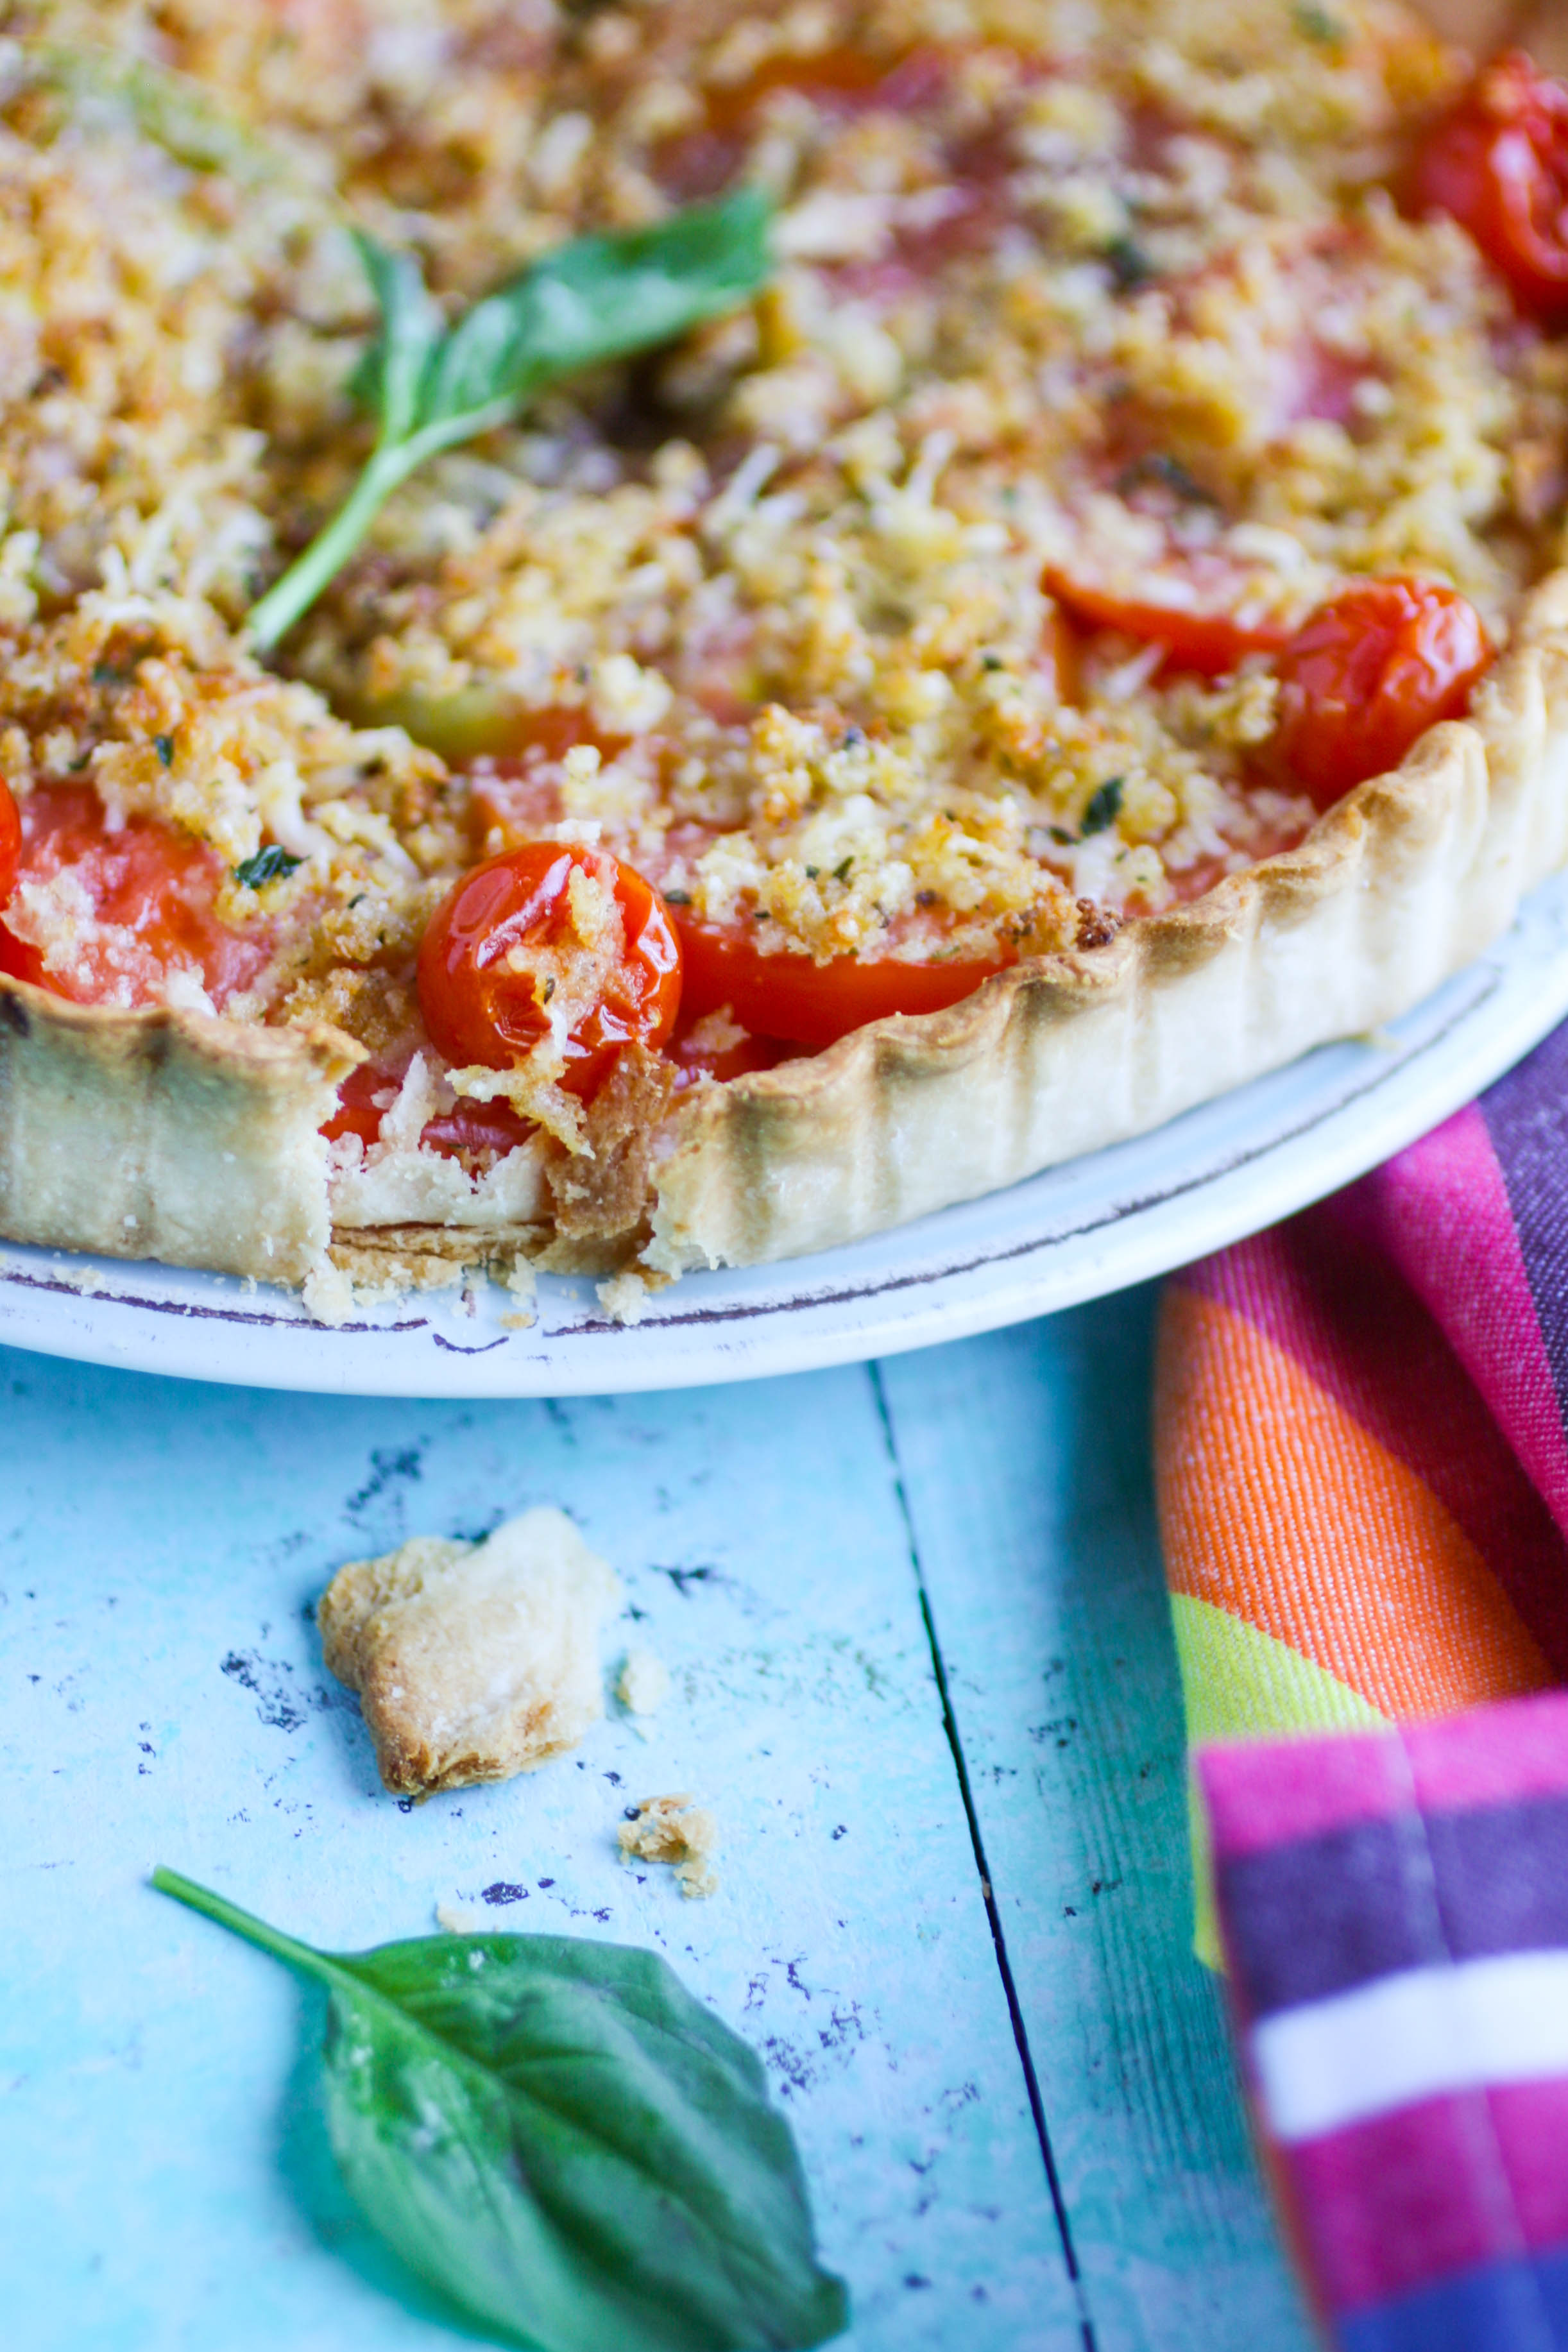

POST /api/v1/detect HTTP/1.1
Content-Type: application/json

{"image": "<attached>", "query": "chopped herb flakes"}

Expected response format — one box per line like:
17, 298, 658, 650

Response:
1116, 453, 1220, 509
234, 844, 302, 889
1105, 235, 1155, 291
1080, 778, 1125, 837
1295, 6, 1344, 42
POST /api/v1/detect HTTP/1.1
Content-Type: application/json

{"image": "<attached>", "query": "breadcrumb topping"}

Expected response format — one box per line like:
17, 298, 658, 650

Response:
0, 0, 1560, 1124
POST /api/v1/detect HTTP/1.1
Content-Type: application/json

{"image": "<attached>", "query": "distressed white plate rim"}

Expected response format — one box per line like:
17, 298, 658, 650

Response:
6, 869, 1568, 1397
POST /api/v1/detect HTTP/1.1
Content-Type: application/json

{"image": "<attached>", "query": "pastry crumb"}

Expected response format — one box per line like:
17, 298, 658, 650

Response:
596, 1268, 658, 1325
617, 1793, 719, 1899
498, 1255, 538, 1329
301, 1261, 355, 1327
617, 1648, 672, 1716
318, 1508, 620, 1796
434, 1902, 488, 1935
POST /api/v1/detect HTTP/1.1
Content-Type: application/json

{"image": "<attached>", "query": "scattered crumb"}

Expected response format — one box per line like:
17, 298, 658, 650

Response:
596, 1268, 657, 1325
617, 1648, 672, 1716
500, 1256, 539, 1329
318, 1508, 620, 1796
301, 1260, 355, 1326
434, 1902, 488, 1935
617, 1793, 719, 1899
46, 1259, 105, 1295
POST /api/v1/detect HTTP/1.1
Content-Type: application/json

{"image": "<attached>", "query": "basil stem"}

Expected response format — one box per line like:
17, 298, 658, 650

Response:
247, 189, 773, 653
151, 1866, 848, 2352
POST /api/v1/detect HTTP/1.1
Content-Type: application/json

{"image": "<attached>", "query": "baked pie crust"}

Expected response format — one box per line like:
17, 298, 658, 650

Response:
3, 2, 1567, 1309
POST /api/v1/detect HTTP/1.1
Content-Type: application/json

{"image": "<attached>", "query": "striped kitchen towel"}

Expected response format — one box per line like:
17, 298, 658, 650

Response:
1157, 1019, 1568, 2348
1200, 1705, 1568, 2351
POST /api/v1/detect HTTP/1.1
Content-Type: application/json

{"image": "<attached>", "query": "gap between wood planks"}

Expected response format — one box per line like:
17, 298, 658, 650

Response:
869, 1360, 1098, 2352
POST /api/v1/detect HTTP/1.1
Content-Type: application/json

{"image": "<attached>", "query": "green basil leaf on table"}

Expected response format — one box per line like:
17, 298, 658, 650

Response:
246, 188, 773, 653
151, 1866, 848, 2352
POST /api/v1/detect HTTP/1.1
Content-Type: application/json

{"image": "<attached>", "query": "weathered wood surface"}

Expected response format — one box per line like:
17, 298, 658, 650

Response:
0, 1295, 1306, 2349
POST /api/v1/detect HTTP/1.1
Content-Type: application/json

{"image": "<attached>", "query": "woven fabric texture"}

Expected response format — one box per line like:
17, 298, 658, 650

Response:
1158, 1023, 1568, 2348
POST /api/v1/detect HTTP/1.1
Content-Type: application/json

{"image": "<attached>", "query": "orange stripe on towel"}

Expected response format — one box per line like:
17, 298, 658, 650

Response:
1155, 1286, 1552, 1721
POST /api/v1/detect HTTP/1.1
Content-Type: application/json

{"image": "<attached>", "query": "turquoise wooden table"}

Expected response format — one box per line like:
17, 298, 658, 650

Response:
1, 1289, 1311, 2351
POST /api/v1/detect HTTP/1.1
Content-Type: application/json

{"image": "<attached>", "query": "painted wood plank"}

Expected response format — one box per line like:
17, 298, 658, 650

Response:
0, 1347, 1077, 2351
876, 1295, 1314, 2352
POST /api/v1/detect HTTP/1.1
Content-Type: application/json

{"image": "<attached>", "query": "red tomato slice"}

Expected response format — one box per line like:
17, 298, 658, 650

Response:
1272, 577, 1491, 810
417, 842, 682, 1099
420, 1098, 537, 1159
0, 785, 271, 1007
658, 46, 950, 198
673, 912, 1014, 1050
667, 1012, 799, 1087
1046, 566, 1291, 677
0, 779, 19, 907
321, 1060, 395, 1150
323, 1057, 538, 1159
1411, 51, 1568, 321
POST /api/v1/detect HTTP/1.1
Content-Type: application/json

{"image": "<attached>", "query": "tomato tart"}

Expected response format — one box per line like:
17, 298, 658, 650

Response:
3, 0, 1568, 1314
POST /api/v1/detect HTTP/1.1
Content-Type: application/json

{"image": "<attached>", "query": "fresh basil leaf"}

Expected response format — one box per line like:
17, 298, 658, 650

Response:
151, 1868, 848, 2352
351, 231, 445, 446
247, 189, 772, 652
1080, 777, 1124, 837
419, 189, 774, 441
233, 845, 302, 889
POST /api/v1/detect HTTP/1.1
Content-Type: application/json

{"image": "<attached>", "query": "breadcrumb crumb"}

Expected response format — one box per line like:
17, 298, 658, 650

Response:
617, 1793, 720, 1899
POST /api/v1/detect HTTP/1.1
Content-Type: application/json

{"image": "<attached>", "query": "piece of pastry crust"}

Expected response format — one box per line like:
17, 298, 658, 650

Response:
3, 570, 1568, 1293
644, 570, 1568, 1275
0, 980, 358, 1282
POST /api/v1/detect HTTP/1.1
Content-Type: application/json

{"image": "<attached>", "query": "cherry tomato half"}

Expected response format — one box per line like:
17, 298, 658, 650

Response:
1272, 577, 1491, 811
0, 779, 19, 907
1411, 51, 1568, 321
0, 784, 272, 1005
673, 912, 1014, 1050
1045, 567, 1291, 677
417, 842, 682, 1099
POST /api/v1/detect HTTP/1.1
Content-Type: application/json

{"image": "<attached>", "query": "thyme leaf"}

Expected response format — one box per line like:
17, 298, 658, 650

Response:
233, 845, 302, 889
1080, 777, 1125, 837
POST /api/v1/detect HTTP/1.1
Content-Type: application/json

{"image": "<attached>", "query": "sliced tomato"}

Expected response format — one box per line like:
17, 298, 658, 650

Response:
420, 1097, 537, 1159
1411, 51, 1568, 321
1271, 577, 1492, 810
667, 1011, 799, 1087
1046, 566, 1291, 677
673, 912, 1013, 1050
0, 784, 272, 1007
0, 779, 19, 906
417, 842, 682, 1099
321, 1060, 394, 1150
323, 1057, 538, 1159
658, 46, 950, 198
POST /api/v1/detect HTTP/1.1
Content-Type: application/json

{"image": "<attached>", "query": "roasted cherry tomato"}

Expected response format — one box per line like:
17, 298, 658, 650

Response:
673, 912, 1013, 1050
1411, 51, 1568, 321
1045, 567, 1291, 677
1272, 578, 1491, 810
0, 778, 19, 907
0, 784, 271, 1005
417, 842, 682, 1098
